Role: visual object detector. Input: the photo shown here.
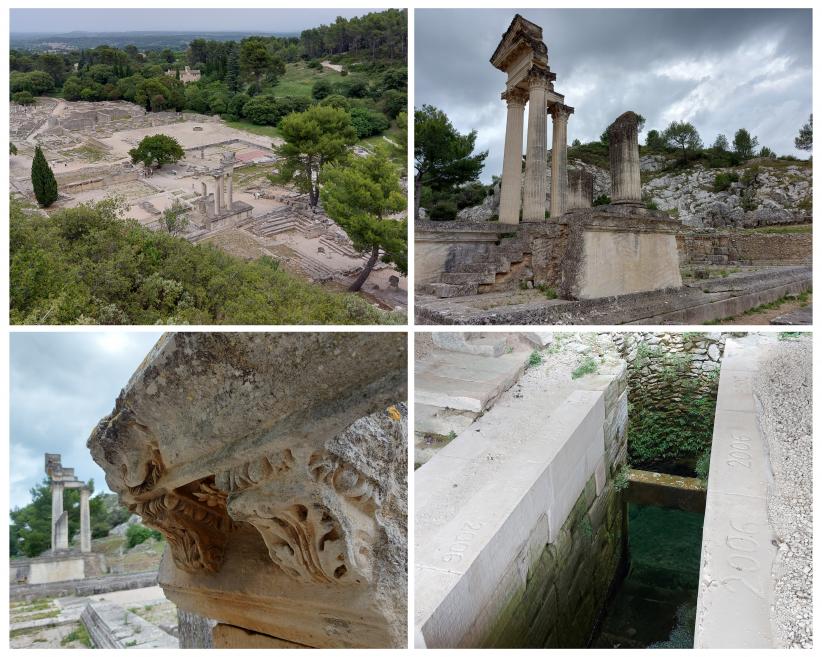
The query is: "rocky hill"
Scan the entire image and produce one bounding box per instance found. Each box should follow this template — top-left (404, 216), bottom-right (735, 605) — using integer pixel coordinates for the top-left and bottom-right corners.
top-left (456, 153), bottom-right (812, 229)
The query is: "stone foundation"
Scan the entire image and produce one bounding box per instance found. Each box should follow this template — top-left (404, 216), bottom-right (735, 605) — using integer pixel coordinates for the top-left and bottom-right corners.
top-left (559, 208), bottom-right (682, 300)
top-left (415, 359), bottom-right (629, 648)
top-left (10, 552), bottom-right (106, 586)
top-left (679, 231), bottom-right (812, 266)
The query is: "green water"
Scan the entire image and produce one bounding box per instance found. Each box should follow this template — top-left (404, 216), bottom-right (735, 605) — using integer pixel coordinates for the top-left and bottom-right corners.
top-left (591, 503), bottom-right (704, 649)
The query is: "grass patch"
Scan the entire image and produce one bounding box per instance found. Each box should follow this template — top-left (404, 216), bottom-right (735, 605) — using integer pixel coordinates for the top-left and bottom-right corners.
top-left (224, 119), bottom-right (281, 141)
top-left (571, 354), bottom-right (599, 379)
top-left (527, 350), bottom-right (543, 368)
top-left (537, 283), bottom-right (558, 299)
top-left (742, 223), bottom-right (812, 234)
top-left (62, 625), bottom-right (92, 648)
top-left (270, 62), bottom-right (340, 97)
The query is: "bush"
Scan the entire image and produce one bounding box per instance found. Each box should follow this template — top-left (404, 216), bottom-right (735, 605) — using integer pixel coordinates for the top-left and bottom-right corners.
top-left (593, 194), bottom-right (611, 206)
top-left (571, 355), bottom-right (599, 379)
top-left (311, 79), bottom-right (333, 101)
top-left (695, 450), bottom-right (711, 484)
top-left (382, 89), bottom-right (407, 119)
top-left (713, 171), bottom-right (739, 192)
top-left (12, 91), bottom-right (35, 105)
top-left (429, 199), bottom-right (458, 221)
top-left (319, 94), bottom-right (351, 111)
top-left (454, 181), bottom-right (488, 209)
top-left (349, 106), bottom-right (389, 138)
top-left (307, 59), bottom-right (322, 70)
top-left (125, 523), bottom-right (162, 549)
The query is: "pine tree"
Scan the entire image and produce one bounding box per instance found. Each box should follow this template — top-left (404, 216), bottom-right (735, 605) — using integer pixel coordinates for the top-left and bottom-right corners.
top-left (31, 145), bottom-right (58, 207)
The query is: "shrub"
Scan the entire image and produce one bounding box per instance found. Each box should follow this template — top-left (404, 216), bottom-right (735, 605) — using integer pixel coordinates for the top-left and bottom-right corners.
top-left (593, 194), bottom-right (611, 206)
top-left (695, 450), bottom-right (711, 485)
top-left (31, 145), bottom-right (58, 208)
top-left (349, 106), bottom-right (390, 138)
top-left (527, 350), bottom-right (543, 368)
top-left (428, 199), bottom-right (458, 221)
top-left (454, 181), bottom-right (488, 209)
top-left (311, 79), bottom-right (333, 101)
top-left (12, 91), bottom-right (35, 105)
top-left (713, 171), bottom-right (739, 192)
top-left (307, 59), bottom-right (322, 70)
top-left (571, 355), bottom-right (598, 379)
top-left (125, 523), bottom-right (162, 549)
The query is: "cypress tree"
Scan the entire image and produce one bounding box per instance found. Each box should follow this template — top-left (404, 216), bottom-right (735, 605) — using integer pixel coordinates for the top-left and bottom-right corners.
top-left (225, 43), bottom-right (241, 94)
top-left (31, 145), bottom-right (58, 208)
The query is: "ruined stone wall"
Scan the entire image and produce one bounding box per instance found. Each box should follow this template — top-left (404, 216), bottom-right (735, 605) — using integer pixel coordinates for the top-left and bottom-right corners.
top-left (611, 332), bottom-right (725, 469)
top-left (678, 232), bottom-right (812, 266)
top-left (527, 222), bottom-right (568, 289)
top-left (475, 365), bottom-right (629, 648)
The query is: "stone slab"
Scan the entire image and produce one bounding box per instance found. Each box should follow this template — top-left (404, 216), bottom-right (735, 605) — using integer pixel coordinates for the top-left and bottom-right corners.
top-left (770, 305), bottom-right (812, 325)
top-left (694, 338), bottom-right (778, 648)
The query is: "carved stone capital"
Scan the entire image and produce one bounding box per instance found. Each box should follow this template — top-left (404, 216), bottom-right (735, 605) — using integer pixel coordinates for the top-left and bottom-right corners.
top-left (551, 103), bottom-right (574, 122)
top-left (501, 88), bottom-right (529, 107)
top-left (527, 65), bottom-right (556, 91)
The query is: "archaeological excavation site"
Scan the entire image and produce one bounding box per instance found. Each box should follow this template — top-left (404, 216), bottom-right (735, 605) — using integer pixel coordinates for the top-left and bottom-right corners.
top-left (415, 14), bottom-right (812, 325)
top-left (414, 331), bottom-right (812, 649)
top-left (11, 332), bottom-right (408, 649)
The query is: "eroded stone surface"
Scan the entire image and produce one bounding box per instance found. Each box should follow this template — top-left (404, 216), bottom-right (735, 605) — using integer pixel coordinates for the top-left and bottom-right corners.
top-left (88, 332), bottom-right (408, 648)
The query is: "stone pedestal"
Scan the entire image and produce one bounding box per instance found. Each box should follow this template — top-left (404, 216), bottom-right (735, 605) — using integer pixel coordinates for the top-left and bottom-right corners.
top-left (607, 111), bottom-right (642, 205)
top-left (499, 90), bottom-right (527, 224)
top-left (549, 104), bottom-right (572, 217)
top-left (523, 70), bottom-right (551, 221)
top-left (88, 333), bottom-right (408, 648)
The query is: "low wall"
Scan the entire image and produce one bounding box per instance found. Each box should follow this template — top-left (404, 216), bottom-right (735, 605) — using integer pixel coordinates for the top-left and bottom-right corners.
top-left (694, 338), bottom-right (778, 648)
top-left (10, 570), bottom-right (158, 602)
top-left (679, 231), bottom-right (812, 266)
top-left (415, 362), bottom-right (629, 648)
top-left (10, 552), bottom-right (106, 585)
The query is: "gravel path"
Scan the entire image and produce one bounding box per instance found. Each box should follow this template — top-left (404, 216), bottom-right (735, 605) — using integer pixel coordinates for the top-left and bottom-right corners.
top-left (753, 338), bottom-right (813, 648)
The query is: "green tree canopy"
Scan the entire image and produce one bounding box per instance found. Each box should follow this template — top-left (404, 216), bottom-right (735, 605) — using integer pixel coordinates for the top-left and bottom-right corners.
top-left (129, 134), bottom-right (184, 169)
top-left (795, 114), bottom-right (812, 151)
top-left (414, 104), bottom-right (487, 221)
top-left (733, 128), bottom-right (759, 160)
top-left (321, 147), bottom-right (407, 292)
top-left (662, 121), bottom-right (703, 162)
top-left (271, 105), bottom-right (357, 207)
top-left (645, 129), bottom-right (667, 152)
top-left (31, 145), bottom-right (58, 208)
top-left (712, 134), bottom-right (729, 152)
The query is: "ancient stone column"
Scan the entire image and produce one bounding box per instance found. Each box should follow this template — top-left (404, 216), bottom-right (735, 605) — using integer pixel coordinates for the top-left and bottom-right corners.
top-left (498, 89), bottom-right (527, 224)
top-left (214, 175), bottom-right (222, 216)
top-left (51, 481), bottom-right (65, 551)
top-left (522, 69), bottom-right (551, 221)
top-left (567, 168), bottom-right (593, 209)
top-left (226, 171), bottom-right (233, 209)
top-left (550, 104), bottom-right (572, 218)
top-left (200, 181), bottom-right (207, 199)
top-left (79, 486), bottom-right (91, 553)
top-left (607, 111), bottom-right (642, 205)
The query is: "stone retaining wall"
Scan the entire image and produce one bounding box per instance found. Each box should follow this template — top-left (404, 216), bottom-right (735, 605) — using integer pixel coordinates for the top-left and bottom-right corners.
top-left (415, 360), bottom-right (629, 648)
top-left (678, 231), bottom-right (812, 266)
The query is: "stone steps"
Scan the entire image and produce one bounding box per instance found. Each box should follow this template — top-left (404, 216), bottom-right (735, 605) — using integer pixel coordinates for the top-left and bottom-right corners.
top-left (81, 599), bottom-right (178, 649)
top-left (426, 282), bottom-right (479, 298)
top-left (441, 272), bottom-right (496, 286)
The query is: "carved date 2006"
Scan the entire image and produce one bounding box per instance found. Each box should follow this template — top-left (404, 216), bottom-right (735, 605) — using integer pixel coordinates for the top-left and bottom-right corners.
top-left (726, 431), bottom-right (752, 469)
top-left (441, 520), bottom-right (483, 563)
top-left (723, 518), bottom-right (765, 598)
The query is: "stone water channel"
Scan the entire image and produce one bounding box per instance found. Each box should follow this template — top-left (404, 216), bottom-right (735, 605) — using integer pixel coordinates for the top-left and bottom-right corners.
top-left (414, 332), bottom-right (812, 649)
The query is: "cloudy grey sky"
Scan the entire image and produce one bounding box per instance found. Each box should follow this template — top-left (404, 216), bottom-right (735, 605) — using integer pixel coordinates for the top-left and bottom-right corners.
top-left (10, 332), bottom-right (162, 509)
top-left (10, 8), bottom-right (372, 34)
top-left (417, 9), bottom-right (812, 182)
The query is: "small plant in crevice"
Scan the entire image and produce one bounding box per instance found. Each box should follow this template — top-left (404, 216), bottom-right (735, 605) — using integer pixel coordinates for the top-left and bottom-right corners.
top-left (571, 354), bottom-right (598, 379)
top-left (695, 450), bottom-right (711, 486)
top-left (527, 350), bottom-right (543, 368)
top-left (613, 464), bottom-right (630, 492)
top-left (537, 283), bottom-right (558, 299)
top-left (580, 516), bottom-right (594, 540)
top-left (778, 331), bottom-right (803, 341)
top-left (447, 430), bottom-right (457, 441)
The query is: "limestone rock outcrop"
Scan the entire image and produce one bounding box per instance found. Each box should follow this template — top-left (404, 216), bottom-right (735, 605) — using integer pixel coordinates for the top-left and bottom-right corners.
top-left (88, 332), bottom-right (408, 648)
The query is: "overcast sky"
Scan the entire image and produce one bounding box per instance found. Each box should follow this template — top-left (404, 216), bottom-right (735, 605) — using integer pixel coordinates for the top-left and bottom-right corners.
top-left (417, 9), bottom-right (812, 182)
top-left (10, 8), bottom-right (372, 34)
top-left (10, 332), bottom-right (162, 510)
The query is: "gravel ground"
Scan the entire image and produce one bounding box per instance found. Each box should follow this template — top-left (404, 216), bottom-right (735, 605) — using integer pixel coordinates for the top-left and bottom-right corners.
top-left (753, 337), bottom-right (813, 648)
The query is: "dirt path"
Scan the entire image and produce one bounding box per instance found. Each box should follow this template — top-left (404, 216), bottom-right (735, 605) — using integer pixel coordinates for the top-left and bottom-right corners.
top-left (321, 60), bottom-right (343, 72)
top-left (725, 294), bottom-right (812, 325)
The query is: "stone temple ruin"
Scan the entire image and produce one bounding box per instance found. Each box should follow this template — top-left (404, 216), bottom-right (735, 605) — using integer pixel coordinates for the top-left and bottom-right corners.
top-left (9, 98), bottom-right (407, 308)
top-left (87, 332), bottom-right (408, 648)
top-left (414, 14), bottom-right (811, 325)
top-left (11, 455), bottom-right (104, 587)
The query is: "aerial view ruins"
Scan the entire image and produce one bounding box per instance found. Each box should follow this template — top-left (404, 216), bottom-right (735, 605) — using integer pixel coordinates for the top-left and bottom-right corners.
top-left (9, 8), bottom-right (408, 325)
top-left (414, 331), bottom-right (812, 648)
top-left (10, 332), bottom-right (408, 648)
top-left (414, 10), bottom-right (812, 325)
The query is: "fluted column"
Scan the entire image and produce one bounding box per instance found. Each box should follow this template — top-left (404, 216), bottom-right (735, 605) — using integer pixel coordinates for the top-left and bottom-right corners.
top-left (498, 89), bottom-right (527, 224)
top-left (214, 175), bottom-right (222, 215)
top-left (80, 486), bottom-right (91, 553)
top-left (51, 482), bottom-right (64, 552)
top-left (226, 171), bottom-right (233, 209)
top-left (522, 69), bottom-right (551, 221)
top-left (550, 104), bottom-right (572, 218)
top-left (608, 111), bottom-right (642, 204)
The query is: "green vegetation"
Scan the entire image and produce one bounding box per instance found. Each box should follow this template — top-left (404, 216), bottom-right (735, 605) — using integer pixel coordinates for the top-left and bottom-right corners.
top-left (613, 464), bottom-right (630, 492)
top-left (128, 134), bottom-right (184, 169)
top-left (321, 148), bottom-right (407, 291)
top-left (527, 350), bottom-right (543, 368)
top-left (695, 450), bottom-right (711, 485)
top-left (778, 331), bottom-right (804, 341)
top-left (31, 145), bottom-right (58, 207)
top-left (9, 10), bottom-right (406, 142)
top-left (62, 626), bottom-right (92, 648)
top-left (10, 478), bottom-right (129, 558)
top-left (743, 223), bottom-right (812, 234)
top-left (537, 283), bottom-right (558, 299)
top-left (795, 114), bottom-right (812, 151)
top-left (662, 121), bottom-right (703, 163)
top-left (125, 523), bottom-right (163, 549)
top-left (712, 171), bottom-right (739, 192)
top-left (571, 354), bottom-right (599, 379)
top-left (10, 197), bottom-right (401, 325)
top-left (414, 105), bottom-right (487, 221)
